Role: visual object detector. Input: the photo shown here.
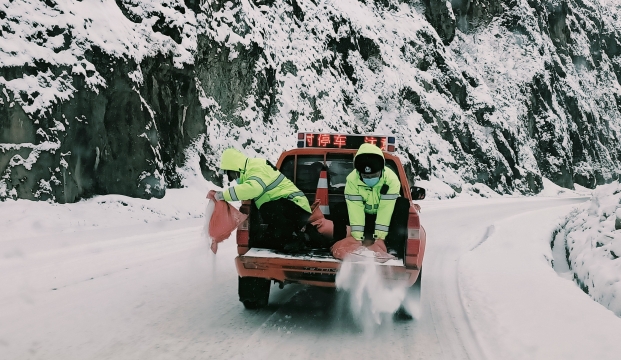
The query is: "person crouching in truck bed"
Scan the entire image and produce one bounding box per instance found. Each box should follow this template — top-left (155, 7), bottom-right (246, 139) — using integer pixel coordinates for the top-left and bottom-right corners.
top-left (345, 143), bottom-right (417, 257)
top-left (207, 148), bottom-right (312, 251)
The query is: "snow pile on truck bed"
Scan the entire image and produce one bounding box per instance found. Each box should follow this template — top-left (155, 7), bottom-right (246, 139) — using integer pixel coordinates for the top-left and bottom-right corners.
top-left (557, 181), bottom-right (621, 316)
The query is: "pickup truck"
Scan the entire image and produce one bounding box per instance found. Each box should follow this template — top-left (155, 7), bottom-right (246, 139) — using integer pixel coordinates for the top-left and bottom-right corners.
top-left (234, 133), bottom-right (426, 309)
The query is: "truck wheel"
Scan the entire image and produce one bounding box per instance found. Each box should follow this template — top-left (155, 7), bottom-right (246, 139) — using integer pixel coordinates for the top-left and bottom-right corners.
top-left (238, 276), bottom-right (271, 309)
top-left (396, 268), bottom-right (422, 320)
top-left (410, 267), bottom-right (422, 300)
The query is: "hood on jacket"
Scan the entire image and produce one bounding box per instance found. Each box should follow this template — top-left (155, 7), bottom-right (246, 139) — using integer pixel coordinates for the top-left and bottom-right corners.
top-left (354, 143), bottom-right (385, 174)
top-left (219, 148), bottom-right (248, 172)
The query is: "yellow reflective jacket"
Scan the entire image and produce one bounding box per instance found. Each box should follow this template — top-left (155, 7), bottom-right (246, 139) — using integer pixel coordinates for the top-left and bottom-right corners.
top-left (219, 148), bottom-right (311, 213)
top-left (345, 144), bottom-right (401, 240)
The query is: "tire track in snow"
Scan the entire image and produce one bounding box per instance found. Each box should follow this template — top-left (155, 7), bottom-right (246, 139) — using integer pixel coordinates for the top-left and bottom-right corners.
top-left (422, 197), bottom-right (587, 360)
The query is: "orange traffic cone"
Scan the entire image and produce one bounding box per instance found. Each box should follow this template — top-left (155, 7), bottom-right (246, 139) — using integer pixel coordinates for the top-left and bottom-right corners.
top-left (314, 170), bottom-right (330, 215)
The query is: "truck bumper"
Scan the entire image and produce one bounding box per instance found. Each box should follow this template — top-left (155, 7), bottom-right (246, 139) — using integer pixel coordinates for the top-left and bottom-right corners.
top-left (236, 248), bottom-right (420, 288)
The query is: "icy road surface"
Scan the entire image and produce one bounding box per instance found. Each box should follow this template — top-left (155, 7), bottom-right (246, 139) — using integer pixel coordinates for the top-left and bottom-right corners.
top-left (1, 196), bottom-right (608, 360)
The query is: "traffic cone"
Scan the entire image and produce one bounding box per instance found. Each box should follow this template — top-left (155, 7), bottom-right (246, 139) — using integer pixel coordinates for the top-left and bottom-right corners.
top-left (314, 170), bottom-right (330, 215)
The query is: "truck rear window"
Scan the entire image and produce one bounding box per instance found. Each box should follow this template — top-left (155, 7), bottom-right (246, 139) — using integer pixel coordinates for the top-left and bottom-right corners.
top-left (326, 154), bottom-right (354, 194)
top-left (279, 154), bottom-right (401, 195)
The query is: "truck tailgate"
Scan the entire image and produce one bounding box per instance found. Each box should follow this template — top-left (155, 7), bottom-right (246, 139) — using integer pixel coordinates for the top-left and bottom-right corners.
top-left (236, 248), bottom-right (412, 287)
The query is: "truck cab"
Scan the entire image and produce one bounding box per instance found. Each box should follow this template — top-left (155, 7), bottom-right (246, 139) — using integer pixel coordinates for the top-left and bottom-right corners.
top-left (234, 133), bottom-right (426, 309)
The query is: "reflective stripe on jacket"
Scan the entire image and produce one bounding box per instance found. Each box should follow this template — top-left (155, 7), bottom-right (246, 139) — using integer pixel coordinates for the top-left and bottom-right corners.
top-left (345, 145), bottom-right (400, 240)
top-left (219, 148), bottom-right (311, 213)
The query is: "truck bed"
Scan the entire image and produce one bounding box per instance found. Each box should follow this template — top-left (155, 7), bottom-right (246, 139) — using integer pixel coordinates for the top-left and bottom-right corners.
top-left (243, 248), bottom-right (404, 267)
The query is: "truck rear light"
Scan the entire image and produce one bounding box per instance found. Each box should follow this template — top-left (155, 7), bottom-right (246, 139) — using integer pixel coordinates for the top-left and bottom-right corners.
top-left (408, 228), bottom-right (420, 239)
top-left (237, 203), bottom-right (250, 254)
top-left (297, 132), bottom-right (305, 148)
top-left (406, 239), bottom-right (421, 255)
top-left (237, 230), bottom-right (249, 246)
top-left (405, 256), bottom-right (419, 269)
top-left (405, 209), bottom-right (422, 269)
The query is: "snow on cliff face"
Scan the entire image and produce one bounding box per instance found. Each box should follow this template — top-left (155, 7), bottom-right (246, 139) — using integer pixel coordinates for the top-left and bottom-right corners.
top-left (0, 0), bottom-right (620, 202)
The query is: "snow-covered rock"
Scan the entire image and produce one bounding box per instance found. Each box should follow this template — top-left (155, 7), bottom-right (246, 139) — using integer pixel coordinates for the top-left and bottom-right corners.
top-left (557, 181), bottom-right (621, 316)
top-left (0, 0), bottom-right (620, 202)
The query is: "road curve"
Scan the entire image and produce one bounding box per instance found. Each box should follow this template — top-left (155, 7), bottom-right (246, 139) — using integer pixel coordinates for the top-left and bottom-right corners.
top-left (0, 197), bottom-right (586, 360)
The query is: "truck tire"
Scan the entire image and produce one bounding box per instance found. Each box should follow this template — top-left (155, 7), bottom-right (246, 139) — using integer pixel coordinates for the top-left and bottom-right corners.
top-left (238, 276), bottom-right (271, 309)
top-left (396, 268), bottom-right (422, 320)
top-left (410, 267), bottom-right (422, 299)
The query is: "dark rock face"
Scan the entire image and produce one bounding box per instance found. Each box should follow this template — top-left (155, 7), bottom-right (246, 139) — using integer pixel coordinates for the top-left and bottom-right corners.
top-left (518, 0), bottom-right (621, 187)
top-left (1, 0), bottom-right (620, 202)
top-left (423, 0), bottom-right (457, 44)
top-left (449, 0), bottom-right (505, 33)
top-left (0, 48), bottom-right (206, 202)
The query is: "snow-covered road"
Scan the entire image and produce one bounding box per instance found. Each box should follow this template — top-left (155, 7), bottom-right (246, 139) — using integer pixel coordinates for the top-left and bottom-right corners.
top-left (3, 195), bottom-right (615, 360)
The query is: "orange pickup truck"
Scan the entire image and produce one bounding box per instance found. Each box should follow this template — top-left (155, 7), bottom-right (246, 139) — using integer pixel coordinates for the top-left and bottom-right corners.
top-left (234, 133), bottom-right (426, 309)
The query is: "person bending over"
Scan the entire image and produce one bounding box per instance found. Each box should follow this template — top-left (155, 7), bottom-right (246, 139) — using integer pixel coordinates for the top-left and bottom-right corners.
top-left (208, 148), bottom-right (312, 250)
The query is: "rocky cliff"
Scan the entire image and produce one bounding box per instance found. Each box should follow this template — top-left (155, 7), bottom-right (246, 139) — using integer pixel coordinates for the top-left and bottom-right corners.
top-left (1, 0), bottom-right (620, 202)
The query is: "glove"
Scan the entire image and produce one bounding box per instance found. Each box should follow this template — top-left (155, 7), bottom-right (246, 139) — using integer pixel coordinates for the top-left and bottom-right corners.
top-left (207, 190), bottom-right (225, 201)
top-left (366, 239), bottom-right (387, 253)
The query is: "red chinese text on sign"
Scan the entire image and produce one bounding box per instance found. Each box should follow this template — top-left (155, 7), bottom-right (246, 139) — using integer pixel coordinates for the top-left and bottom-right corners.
top-left (318, 134), bottom-right (331, 147)
top-left (364, 136), bottom-right (377, 146)
top-left (306, 133), bottom-right (315, 147)
top-left (333, 134), bottom-right (346, 148)
top-left (380, 137), bottom-right (387, 151)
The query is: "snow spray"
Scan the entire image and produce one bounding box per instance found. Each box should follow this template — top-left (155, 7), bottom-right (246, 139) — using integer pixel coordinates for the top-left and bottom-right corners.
top-left (202, 200), bottom-right (218, 275)
top-left (335, 249), bottom-right (409, 334)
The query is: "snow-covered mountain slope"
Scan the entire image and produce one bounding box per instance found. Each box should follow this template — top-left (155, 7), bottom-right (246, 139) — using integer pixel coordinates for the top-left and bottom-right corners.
top-left (1, 0), bottom-right (620, 202)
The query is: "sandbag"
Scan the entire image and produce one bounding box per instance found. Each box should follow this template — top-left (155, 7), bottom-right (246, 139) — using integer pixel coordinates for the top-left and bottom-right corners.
top-left (331, 236), bottom-right (364, 260)
top-left (203, 199), bottom-right (216, 243)
top-left (311, 218), bottom-right (335, 239)
top-left (367, 239), bottom-right (387, 253)
top-left (208, 200), bottom-right (248, 253)
top-left (365, 239), bottom-right (396, 263)
top-left (331, 237), bottom-right (396, 263)
top-left (309, 199), bottom-right (335, 241)
top-left (309, 199), bottom-right (351, 240)
top-left (309, 199), bottom-right (324, 223)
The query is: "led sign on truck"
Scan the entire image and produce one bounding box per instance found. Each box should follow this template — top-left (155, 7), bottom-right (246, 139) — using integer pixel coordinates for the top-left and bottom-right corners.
top-left (297, 133), bottom-right (396, 152)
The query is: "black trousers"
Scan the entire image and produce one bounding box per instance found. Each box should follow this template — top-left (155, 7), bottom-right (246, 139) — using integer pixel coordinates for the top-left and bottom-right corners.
top-left (362, 197), bottom-right (410, 258)
top-left (254, 198), bottom-right (311, 249)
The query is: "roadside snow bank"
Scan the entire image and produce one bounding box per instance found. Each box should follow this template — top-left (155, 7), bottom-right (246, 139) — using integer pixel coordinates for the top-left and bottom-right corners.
top-left (0, 180), bottom-right (216, 241)
top-left (418, 176), bottom-right (591, 201)
top-left (459, 202), bottom-right (621, 360)
top-left (557, 182), bottom-right (621, 316)
top-left (538, 177), bottom-right (592, 197)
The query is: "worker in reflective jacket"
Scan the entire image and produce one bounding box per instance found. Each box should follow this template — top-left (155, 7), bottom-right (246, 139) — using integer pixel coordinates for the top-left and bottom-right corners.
top-left (345, 143), bottom-right (409, 255)
top-left (207, 148), bottom-right (311, 250)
